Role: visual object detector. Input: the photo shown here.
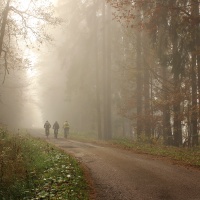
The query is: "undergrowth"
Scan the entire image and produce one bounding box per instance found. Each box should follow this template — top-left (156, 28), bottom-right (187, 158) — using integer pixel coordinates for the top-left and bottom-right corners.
top-left (0, 128), bottom-right (89, 200)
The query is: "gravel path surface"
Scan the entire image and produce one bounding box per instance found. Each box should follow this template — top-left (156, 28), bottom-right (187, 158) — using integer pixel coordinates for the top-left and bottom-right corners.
top-left (30, 131), bottom-right (200, 200)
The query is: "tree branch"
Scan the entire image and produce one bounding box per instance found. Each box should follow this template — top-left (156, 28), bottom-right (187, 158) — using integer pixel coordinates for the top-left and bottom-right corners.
top-left (2, 50), bottom-right (9, 84)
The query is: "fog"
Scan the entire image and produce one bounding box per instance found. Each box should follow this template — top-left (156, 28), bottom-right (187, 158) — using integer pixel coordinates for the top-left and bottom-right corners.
top-left (1, 0), bottom-right (131, 136)
top-left (0, 0), bottom-right (67, 129)
top-left (1, 0), bottom-right (199, 145)
top-left (0, 0), bottom-right (146, 141)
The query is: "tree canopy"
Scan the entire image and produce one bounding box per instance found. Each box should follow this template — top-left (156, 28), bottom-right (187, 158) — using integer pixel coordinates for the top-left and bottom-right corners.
top-left (0, 0), bottom-right (61, 82)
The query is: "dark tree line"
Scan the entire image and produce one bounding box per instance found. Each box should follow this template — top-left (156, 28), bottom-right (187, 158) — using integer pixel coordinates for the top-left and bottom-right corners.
top-left (107, 0), bottom-right (200, 146)
top-left (53, 0), bottom-right (200, 146)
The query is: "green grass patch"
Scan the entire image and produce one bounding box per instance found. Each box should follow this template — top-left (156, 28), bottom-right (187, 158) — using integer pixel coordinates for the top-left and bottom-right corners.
top-left (111, 137), bottom-right (200, 168)
top-left (0, 128), bottom-right (89, 200)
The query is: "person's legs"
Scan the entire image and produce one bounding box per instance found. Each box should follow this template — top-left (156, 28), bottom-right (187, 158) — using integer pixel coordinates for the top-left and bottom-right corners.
top-left (45, 128), bottom-right (49, 138)
top-left (67, 128), bottom-right (69, 135)
top-left (54, 129), bottom-right (56, 138)
top-left (64, 129), bottom-right (67, 138)
top-left (54, 129), bottom-right (58, 138)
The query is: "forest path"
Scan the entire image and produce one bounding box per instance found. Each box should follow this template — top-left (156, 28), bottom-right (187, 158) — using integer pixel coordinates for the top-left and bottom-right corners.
top-left (30, 130), bottom-right (200, 200)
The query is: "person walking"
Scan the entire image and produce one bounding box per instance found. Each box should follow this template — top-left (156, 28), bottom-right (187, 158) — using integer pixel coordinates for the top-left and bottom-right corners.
top-left (53, 121), bottom-right (59, 139)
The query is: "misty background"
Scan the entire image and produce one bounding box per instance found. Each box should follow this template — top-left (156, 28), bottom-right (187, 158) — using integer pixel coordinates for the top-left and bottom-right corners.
top-left (1, 0), bottom-right (199, 146)
top-left (0, 0), bottom-right (131, 137)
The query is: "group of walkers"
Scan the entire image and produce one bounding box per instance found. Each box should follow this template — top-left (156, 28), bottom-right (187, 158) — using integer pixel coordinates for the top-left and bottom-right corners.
top-left (44, 120), bottom-right (70, 139)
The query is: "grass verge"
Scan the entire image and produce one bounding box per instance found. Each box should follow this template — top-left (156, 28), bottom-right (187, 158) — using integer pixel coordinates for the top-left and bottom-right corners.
top-left (0, 128), bottom-right (89, 200)
top-left (110, 138), bottom-right (200, 168)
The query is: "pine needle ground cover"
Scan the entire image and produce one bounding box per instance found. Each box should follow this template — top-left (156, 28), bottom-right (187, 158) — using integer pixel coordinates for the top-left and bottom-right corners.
top-left (0, 129), bottom-right (89, 200)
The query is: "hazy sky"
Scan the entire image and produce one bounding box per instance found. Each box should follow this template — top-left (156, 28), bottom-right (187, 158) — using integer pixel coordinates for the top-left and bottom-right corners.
top-left (1, 0), bottom-right (95, 129)
top-left (23, 19), bottom-right (67, 128)
top-left (0, 0), bottom-right (68, 128)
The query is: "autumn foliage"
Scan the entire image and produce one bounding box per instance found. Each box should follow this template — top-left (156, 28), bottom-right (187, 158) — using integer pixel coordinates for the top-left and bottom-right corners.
top-left (106, 0), bottom-right (200, 146)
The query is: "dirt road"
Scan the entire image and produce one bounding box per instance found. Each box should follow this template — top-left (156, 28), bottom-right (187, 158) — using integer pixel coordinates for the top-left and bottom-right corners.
top-left (31, 131), bottom-right (200, 200)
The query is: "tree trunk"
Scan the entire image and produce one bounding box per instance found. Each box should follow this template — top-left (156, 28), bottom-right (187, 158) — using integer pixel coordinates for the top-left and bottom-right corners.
top-left (0, 0), bottom-right (10, 57)
top-left (94, 0), bottom-right (102, 139)
top-left (102, 0), bottom-right (107, 139)
top-left (198, 26), bottom-right (200, 146)
top-left (156, 2), bottom-right (173, 145)
top-left (102, 0), bottom-right (112, 140)
top-left (196, 0), bottom-right (200, 130)
top-left (136, 28), bottom-right (143, 139)
top-left (191, 0), bottom-right (199, 146)
top-left (105, 3), bottom-right (112, 140)
top-left (191, 51), bottom-right (198, 146)
top-left (143, 37), bottom-right (150, 139)
top-left (162, 67), bottom-right (173, 145)
top-left (172, 30), bottom-right (182, 146)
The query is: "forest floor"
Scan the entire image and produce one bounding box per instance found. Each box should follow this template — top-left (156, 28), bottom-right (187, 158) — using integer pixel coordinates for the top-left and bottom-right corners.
top-left (30, 130), bottom-right (200, 200)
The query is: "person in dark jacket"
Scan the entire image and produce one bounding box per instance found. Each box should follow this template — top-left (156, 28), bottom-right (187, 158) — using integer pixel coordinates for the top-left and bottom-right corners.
top-left (53, 121), bottom-right (59, 138)
top-left (44, 121), bottom-right (51, 138)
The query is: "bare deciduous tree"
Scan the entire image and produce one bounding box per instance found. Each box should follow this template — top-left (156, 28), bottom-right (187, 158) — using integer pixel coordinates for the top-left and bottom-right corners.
top-left (0, 0), bottom-right (61, 82)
